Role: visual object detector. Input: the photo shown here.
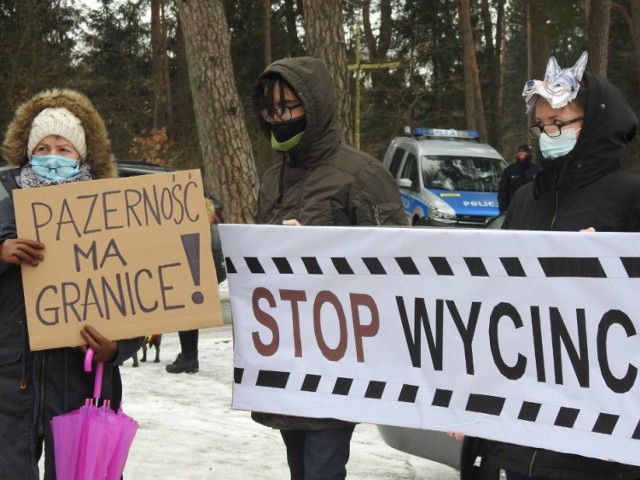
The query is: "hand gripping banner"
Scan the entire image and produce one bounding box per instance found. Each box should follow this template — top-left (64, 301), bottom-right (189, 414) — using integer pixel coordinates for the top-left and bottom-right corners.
top-left (219, 224), bottom-right (640, 466)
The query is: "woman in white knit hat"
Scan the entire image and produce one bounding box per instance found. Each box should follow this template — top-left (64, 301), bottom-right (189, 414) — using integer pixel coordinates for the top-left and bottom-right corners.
top-left (0, 89), bottom-right (143, 479)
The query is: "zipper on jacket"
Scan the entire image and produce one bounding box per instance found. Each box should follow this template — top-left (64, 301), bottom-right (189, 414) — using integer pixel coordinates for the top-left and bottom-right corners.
top-left (372, 204), bottom-right (381, 226)
top-left (550, 190), bottom-right (559, 230)
top-left (274, 155), bottom-right (288, 211)
top-left (528, 449), bottom-right (538, 476)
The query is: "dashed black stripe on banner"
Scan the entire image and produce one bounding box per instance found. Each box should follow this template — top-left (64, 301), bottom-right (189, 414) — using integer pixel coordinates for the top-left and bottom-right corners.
top-left (225, 255), bottom-right (640, 278)
top-left (302, 257), bottom-right (322, 274)
top-left (245, 257), bottom-right (265, 274)
top-left (429, 257), bottom-right (453, 275)
top-left (226, 257), bottom-right (236, 274)
top-left (464, 257), bottom-right (489, 277)
top-left (256, 370), bottom-right (289, 388)
top-left (301, 374), bottom-right (321, 392)
top-left (538, 257), bottom-right (606, 278)
top-left (621, 257), bottom-right (640, 277)
top-left (592, 413), bottom-right (619, 435)
top-left (273, 257), bottom-right (293, 274)
top-left (234, 368), bottom-right (640, 440)
top-left (395, 257), bottom-right (420, 275)
top-left (518, 401), bottom-right (542, 422)
top-left (555, 407), bottom-right (580, 428)
top-left (332, 257), bottom-right (354, 274)
top-left (363, 257), bottom-right (386, 275)
top-left (466, 393), bottom-right (505, 416)
top-left (500, 257), bottom-right (527, 277)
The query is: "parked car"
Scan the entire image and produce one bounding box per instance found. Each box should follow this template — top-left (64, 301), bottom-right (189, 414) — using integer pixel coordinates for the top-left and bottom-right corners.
top-left (376, 425), bottom-right (462, 470)
top-left (382, 127), bottom-right (507, 227)
top-left (485, 211), bottom-right (505, 229)
top-left (116, 160), bottom-right (226, 284)
top-left (376, 175), bottom-right (506, 471)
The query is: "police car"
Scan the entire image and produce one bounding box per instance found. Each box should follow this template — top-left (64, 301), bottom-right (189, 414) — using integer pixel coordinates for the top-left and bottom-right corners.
top-left (382, 127), bottom-right (506, 227)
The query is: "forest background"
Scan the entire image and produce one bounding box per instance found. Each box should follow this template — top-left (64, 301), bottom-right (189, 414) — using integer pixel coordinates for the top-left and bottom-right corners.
top-left (1, 0), bottom-right (639, 223)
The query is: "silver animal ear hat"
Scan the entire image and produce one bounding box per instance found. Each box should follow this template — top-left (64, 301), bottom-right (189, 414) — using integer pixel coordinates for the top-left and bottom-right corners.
top-left (522, 51), bottom-right (589, 113)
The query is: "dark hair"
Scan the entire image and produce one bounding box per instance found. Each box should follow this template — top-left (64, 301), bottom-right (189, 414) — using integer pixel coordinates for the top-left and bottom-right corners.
top-left (252, 74), bottom-right (295, 131)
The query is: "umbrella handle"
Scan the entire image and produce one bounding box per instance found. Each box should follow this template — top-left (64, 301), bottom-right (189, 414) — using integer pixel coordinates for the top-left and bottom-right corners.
top-left (84, 348), bottom-right (105, 400)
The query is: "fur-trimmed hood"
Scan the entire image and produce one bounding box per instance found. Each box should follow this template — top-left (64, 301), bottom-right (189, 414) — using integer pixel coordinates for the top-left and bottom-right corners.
top-left (2, 88), bottom-right (116, 179)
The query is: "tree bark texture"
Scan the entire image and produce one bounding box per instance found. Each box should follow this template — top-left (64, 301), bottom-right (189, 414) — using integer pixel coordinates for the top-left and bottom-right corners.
top-left (263, 0), bottom-right (272, 67)
top-left (151, 0), bottom-right (173, 134)
top-left (175, 0), bottom-right (259, 224)
top-left (481, 0), bottom-right (505, 150)
top-left (363, 0), bottom-right (392, 60)
top-left (528, 0), bottom-right (550, 80)
top-left (587, 0), bottom-right (611, 77)
top-left (456, 0), bottom-right (487, 141)
top-left (527, 0), bottom-right (550, 125)
top-left (302, 0), bottom-right (353, 145)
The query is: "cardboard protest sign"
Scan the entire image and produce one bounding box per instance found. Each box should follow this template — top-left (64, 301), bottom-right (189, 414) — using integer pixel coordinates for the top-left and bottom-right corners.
top-left (14, 169), bottom-right (222, 350)
top-left (220, 224), bottom-right (640, 466)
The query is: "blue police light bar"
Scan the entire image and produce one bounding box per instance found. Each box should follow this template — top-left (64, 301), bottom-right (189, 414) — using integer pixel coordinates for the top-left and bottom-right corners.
top-left (412, 127), bottom-right (480, 140)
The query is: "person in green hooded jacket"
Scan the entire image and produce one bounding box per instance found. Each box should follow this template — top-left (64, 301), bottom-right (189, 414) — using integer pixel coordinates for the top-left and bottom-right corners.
top-left (250, 57), bottom-right (407, 479)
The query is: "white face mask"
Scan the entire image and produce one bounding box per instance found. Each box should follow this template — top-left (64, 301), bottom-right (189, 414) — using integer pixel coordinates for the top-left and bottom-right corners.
top-left (539, 127), bottom-right (580, 160)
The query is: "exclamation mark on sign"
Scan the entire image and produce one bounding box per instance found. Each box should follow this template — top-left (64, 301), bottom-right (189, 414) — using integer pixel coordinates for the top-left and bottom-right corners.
top-left (181, 233), bottom-right (204, 305)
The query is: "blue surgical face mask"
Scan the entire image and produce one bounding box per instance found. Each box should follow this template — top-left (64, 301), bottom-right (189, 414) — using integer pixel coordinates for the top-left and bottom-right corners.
top-left (30, 155), bottom-right (80, 181)
top-left (539, 128), bottom-right (580, 160)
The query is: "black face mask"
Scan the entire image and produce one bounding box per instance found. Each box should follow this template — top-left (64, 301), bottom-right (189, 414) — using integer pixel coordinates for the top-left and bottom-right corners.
top-left (271, 116), bottom-right (306, 142)
top-left (520, 154), bottom-right (533, 167)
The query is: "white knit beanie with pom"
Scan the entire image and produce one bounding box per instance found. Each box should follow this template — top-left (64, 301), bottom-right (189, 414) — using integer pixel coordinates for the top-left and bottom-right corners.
top-left (27, 107), bottom-right (87, 160)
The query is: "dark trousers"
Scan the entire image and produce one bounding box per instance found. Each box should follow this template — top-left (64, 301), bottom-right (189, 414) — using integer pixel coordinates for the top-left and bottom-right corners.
top-left (280, 426), bottom-right (355, 480)
top-left (507, 474), bottom-right (544, 480)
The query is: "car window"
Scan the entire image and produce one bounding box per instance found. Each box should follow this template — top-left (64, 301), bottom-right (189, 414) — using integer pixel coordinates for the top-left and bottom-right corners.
top-left (388, 147), bottom-right (405, 179)
top-left (400, 153), bottom-right (419, 189)
top-left (421, 155), bottom-right (503, 192)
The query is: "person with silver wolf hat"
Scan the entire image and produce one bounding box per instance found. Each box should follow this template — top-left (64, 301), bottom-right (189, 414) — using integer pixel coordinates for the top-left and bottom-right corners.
top-left (460, 51), bottom-right (640, 480)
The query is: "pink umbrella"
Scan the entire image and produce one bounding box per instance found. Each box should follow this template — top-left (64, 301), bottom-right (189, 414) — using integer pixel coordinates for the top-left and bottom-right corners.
top-left (51, 348), bottom-right (138, 480)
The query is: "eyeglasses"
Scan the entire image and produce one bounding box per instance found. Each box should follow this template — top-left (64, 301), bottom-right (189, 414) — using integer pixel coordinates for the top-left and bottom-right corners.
top-left (527, 116), bottom-right (584, 139)
top-left (260, 103), bottom-right (303, 122)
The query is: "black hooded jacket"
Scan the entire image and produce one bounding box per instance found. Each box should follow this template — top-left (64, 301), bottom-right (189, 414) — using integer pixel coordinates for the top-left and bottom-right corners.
top-left (471, 74), bottom-right (640, 479)
top-left (504, 72), bottom-right (640, 232)
top-left (497, 156), bottom-right (538, 212)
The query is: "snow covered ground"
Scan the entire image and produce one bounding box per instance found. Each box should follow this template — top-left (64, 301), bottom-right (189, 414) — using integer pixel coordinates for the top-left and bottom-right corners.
top-left (115, 281), bottom-right (460, 479)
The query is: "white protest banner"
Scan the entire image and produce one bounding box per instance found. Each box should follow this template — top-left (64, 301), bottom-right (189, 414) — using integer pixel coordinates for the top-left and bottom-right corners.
top-left (14, 169), bottom-right (222, 350)
top-left (220, 224), bottom-right (640, 466)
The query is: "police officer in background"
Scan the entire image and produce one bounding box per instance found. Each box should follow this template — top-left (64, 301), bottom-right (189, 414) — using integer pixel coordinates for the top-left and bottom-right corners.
top-left (497, 144), bottom-right (538, 213)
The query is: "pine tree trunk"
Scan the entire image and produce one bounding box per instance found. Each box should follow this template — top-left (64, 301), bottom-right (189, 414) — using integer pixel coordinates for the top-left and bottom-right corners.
top-left (175, 0), bottom-right (259, 224)
top-left (587, 0), bottom-right (611, 77)
top-left (151, 0), bottom-right (170, 132)
top-left (527, 0), bottom-right (550, 125)
top-left (528, 0), bottom-right (549, 79)
top-left (457, 0), bottom-right (487, 141)
top-left (302, 0), bottom-right (353, 145)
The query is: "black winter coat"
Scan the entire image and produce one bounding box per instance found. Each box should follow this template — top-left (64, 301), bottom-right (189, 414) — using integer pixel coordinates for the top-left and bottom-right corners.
top-left (462, 73), bottom-right (640, 480)
top-left (497, 159), bottom-right (538, 212)
top-left (0, 88), bottom-right (141, 480)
